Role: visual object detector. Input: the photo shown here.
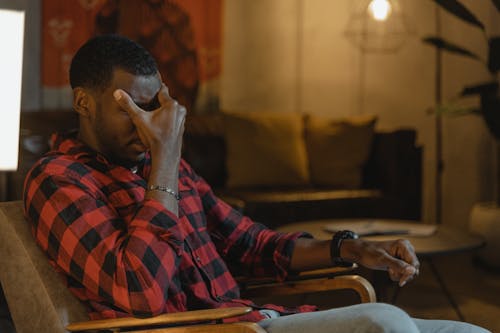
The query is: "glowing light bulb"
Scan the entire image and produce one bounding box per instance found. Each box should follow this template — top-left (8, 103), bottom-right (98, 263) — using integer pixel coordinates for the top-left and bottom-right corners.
top-left (368, 0), bottom-right (392, 21)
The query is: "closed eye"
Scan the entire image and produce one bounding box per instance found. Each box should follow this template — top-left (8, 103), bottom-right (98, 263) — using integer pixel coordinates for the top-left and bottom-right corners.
top-left (136, 93), bottom-right (160, 112)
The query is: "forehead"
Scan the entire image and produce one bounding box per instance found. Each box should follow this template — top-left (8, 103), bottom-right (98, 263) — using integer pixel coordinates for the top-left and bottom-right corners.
top-left (107, 69), bottom-right (161, 104)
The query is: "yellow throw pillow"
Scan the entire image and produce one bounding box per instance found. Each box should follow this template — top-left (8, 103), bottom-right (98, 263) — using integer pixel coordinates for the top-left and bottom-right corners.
top-left (305, 114), bottom-right (377, 188)
top-left (223, 111), bottom-right (310, 188)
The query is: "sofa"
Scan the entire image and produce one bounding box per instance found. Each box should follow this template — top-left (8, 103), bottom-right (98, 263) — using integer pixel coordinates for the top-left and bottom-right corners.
top-left (184, 111), bottom-right (422, 229)
top-left (9, 110), bottom-right (422, 229)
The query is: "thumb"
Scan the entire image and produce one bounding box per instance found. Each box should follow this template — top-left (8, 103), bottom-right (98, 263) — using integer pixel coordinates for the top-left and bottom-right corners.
top-left (384, 255), bottom-right (415, 275)
top-left (113, 89), bottom-right (143, 120)
top-left (386, 257), bottom-right (416, 286)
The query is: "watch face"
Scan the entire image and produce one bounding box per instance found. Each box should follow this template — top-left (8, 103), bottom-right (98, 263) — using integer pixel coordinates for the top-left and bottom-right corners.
top-left (341, 230), bottom-right (359, 239)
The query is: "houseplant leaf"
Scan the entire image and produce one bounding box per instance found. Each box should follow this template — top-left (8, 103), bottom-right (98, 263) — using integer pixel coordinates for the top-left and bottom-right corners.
top-left (491, 0), bottom-right (500, 12)
top-left (422, 36), bottom-right (480, 60)
top-left (433, 104), bottom-right (481, 116)
top-left (460, 82), bottom-right (500, 139)
top-left (488, 37), bottom-right (500, 73)
top-left (461, 81), bottom-right (499, 96)
top-left (481, 93), bottom-right (500, 140)
top-left (432, 0), bottom-right (485, 30)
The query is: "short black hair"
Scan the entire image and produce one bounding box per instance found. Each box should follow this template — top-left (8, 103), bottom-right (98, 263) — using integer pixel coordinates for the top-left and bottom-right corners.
top-left (69, 34), bottom-right (158, 92)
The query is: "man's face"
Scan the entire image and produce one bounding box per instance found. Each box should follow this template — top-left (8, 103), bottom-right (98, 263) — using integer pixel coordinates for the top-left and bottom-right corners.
top-left (91, 69), bottom-right (161, 166)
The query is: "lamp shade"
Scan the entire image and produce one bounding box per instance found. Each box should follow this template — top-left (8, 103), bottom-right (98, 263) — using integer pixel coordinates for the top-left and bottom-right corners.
top-left (0, 9), bottom-right (24, 171)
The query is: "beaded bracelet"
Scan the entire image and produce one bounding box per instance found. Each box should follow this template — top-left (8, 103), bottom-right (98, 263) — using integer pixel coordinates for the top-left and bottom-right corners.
top-left (148, 185), bottom-right (181, 200)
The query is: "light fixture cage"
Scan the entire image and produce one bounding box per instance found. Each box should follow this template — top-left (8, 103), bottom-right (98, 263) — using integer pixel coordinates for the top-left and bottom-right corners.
top-left (344, 0), bottom-right (414, 53)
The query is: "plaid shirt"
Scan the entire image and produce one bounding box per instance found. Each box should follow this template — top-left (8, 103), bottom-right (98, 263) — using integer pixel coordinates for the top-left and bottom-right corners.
top-left (23, 133), bottom-right (316, 322)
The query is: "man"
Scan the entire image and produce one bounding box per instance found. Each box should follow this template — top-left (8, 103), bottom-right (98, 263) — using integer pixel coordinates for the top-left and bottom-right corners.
top-left (24, 35), bottom-right (489, 333)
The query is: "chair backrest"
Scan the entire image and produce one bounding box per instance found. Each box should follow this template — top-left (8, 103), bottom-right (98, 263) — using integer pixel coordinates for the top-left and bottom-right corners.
top-left (0, 201), bottom-right (88, 333)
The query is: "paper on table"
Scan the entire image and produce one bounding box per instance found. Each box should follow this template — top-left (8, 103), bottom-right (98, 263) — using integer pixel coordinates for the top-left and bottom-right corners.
top-left (323, 220), bottom-right (437, 237)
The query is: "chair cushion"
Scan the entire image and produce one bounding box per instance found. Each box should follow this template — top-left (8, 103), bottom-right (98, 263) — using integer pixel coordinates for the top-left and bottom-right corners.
top-left (305, 114), bottom-right (377, 188)
top-left (0, 201), bottom-right (88, 333)
top-left (223, 111), bottom-right (310, 188)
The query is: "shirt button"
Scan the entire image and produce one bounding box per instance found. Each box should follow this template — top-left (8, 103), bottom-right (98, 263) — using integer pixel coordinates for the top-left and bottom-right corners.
top-left (195, 256), bottom-right (201, 262)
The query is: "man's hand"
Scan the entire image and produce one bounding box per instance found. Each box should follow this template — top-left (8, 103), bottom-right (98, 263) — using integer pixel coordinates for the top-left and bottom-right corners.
top-left (113, 84), bottom-right (186, 162)
top-left (112, 83), bottom-right (187, 216)
top-left (342, 238), bottom-right (420, 287)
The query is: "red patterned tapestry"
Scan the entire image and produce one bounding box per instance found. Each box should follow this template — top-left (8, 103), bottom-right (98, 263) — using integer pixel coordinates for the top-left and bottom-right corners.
top-left (42, 0), bottom-right (223, 112)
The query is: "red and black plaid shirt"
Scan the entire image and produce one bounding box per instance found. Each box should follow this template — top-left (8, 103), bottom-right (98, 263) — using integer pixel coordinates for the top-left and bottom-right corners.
top-left (23, 133), bottom-right (316, 321)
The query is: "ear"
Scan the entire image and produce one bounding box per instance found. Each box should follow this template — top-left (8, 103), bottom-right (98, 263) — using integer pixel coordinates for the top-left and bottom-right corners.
top-left (73, 87), bottom-right (94, 118)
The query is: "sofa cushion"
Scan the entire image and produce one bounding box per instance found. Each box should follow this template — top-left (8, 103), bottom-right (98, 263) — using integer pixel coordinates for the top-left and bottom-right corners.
top-left (305, 114), bottom-right (377, 189)
top-left (223, 111), bottom-right (310, 188)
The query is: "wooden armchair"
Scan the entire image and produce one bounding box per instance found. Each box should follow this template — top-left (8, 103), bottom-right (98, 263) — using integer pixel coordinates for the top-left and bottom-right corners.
top-left (0, 201), bottom-right (375, 333)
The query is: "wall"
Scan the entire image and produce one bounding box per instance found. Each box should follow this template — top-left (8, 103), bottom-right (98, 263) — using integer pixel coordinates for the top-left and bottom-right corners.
top-left (3, 0), bottom-right (498, 228)
top-left (222, 0), bottom-right (499, 228)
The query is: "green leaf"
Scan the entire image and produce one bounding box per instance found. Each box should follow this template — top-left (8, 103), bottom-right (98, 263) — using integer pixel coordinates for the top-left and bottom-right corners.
top-left (433, 103), bottom-right (480, 116)
top-left (422, 36), bottom-right (480, 60)
top-left (461, 81), bottom-right (499, 96)
top-left (489, 37), bottom-right (500, 73)
top-left (491, 0), bottom-right (500, 12)
top-left (432, 0), bottom-right (485, 30)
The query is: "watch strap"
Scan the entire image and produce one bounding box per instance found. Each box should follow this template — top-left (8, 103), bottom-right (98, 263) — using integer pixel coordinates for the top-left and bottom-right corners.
top-left (330, 230), bottom-right (358, 266)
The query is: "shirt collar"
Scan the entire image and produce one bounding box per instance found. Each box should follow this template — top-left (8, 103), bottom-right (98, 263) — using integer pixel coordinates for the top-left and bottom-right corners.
top-left (50, 131), bottom-right (150, 175)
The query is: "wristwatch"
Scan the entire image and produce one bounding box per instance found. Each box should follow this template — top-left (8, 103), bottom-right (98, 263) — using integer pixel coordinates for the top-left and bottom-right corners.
top-left (330, 230), bottom-right (359, 266)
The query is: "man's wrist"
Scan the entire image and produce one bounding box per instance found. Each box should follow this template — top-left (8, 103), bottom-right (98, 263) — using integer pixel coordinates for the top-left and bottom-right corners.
top-left (147, 185), bottom-right (180, 200)
top-left (330, 230), bottom-right (359, 266)
top-left (148, 161), bottom-right (179, 187)
top-left (339, 239), bottom-right (363, 263)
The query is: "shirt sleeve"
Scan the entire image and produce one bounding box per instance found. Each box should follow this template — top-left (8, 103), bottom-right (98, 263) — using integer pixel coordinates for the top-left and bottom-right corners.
top-left (24, 158), bottom-right (184, 318)
top-left (182, 161), bottom-right (312, 281)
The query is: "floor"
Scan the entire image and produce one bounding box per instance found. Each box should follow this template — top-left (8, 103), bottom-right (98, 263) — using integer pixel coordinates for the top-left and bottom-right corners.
top-left (251, 252), bottom-right (500, 332)
top-left (0, 253), bottom-right (498, 332)
top-left (395, 253), bottom-right (500, 332)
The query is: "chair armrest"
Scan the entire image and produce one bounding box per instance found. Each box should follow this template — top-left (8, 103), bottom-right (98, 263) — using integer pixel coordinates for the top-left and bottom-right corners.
top-left (289, 265), bottom-right (358, 280)
top-left (238, 266), bottom-right (376, 304)
top-left (241, 275), bottom-right (376, 304)
top-left (237, 265), bottom-right (357, 287)
top-left (66, 307), bottom-right (253, 332)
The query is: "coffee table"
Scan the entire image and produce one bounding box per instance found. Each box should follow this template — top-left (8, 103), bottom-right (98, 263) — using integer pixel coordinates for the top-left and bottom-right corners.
top-left (277, 219), bottom-right (485, 321)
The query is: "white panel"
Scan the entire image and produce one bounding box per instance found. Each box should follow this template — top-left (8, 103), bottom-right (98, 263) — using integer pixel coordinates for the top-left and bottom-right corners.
top-left (0, 0), bottom-right (41, 110)
top-left (0, 9), bottom-right (24, 170)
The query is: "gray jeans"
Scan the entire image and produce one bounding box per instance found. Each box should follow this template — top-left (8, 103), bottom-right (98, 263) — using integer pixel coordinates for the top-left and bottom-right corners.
top-left (258, 303), bottom-right (491, 333)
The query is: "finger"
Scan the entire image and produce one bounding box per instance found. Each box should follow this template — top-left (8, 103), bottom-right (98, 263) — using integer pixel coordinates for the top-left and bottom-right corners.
top-left (157, 83), bottom-right (174, 106)
top-left (113, 89), bottom-right (143, 119)
top-left (399, 265), bottom-right (417, 286)
top-left (388, 265), bottom-right (415, 286)
top-left (383, 255), bottom-right (416, 285)
top-left (178, 104), bottom-right (187, 118)
top-left (389, 239), bottom-right (420, 271)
